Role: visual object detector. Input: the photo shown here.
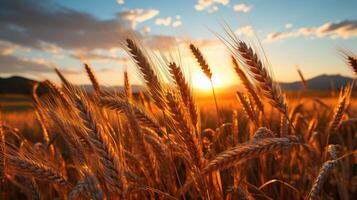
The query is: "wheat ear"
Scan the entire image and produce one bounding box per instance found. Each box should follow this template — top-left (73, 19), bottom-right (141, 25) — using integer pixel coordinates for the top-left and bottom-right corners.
top-left (100, 97), bottom-right (163, 135)
top-left (0, 124), bottom-right (4, 185)
top-left (84, 63), bottom-right (101, 94)
top-left (166, 92), bottom-right (205, 168)
top-left (308, 160), bottom-right (338, 200)
top-left (126, 38), bottom-right (166, 110)
top-left (178, 135), bottom-right (301, 195)
top-left (297, 68), bottom-right (308, 90)
top-left (236, 41), bottom-right (287, 115)
top-left (168, 62), bottom-right (198, 126)
top-left (54, 68), bottom-right (72, 88)
top-left (344, 53), bottom-right (357, 77)
top-left (7, 155), bottom-right (67, 185)
top-left (74, 96), bottom-right (126, 196)
top-left (190, 43), bottom-right (220, 124)
top-left (232, 56), bottom-right (264, 113)
top-left (124, 71), bottom-right (133, 100)
top-left (236, 91), bottom-right (258, 124)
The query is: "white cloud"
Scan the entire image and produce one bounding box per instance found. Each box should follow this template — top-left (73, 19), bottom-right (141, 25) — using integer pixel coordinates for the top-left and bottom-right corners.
top-left (266, 20), bottom-right (357, 42)
top-left (233, 3), bottom-right (252, 13)
top-left (119, 9), bottom-right (159, 29)
top-left (236, 25), bottom-right (254, 37)
top-left (195, 0), bottom-right (230, 12)
top-left (155, 17), bottom-right (172, 26)
top-left (172, 20), bottom-right (182, 28)
top-left (116, 0), bottom-right (124, 5)
top-left (285, 23), bottom-right (293, 29)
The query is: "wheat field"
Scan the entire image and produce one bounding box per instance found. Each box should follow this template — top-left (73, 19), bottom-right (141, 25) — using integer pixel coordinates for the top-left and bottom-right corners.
top-left (0, 36), bottom-right (356, 200)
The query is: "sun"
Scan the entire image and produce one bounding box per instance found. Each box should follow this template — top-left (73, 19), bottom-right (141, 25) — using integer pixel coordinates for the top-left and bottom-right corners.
top-left (192, 73), bottom-right (212, 90)
top-left (191, 72), bottom-right (225, 91)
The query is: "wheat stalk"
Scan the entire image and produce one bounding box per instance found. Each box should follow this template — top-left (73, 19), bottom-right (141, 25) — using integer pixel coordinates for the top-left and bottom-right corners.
top-left (297, 68), bottom-right (308, 90)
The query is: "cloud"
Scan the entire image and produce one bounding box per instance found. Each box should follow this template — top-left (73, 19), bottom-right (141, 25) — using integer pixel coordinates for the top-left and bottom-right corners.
top-left (143, 35), bottom-right (178, 51)
top-left (236, 25), bottom-right (254, 37)
top-left (0, 40), bottom-right (31, 56)
top-left (233, 3), bottom-right (252, 13)
top-left (70, 50), bottom-right (129, 64)
top-left (0, 40), bottom-right (17, 56)
top-left (118, 9), bottom-right (159, 29)
top-left (172, 15), bottom-right (182, 28)
top-left (0, 53), bottom-right (57, 74)
top-left (266, 20), bottom-right (357, 42)
top-left (0, 0), bottom-right (140, 51)
top-left (155, 17), bottom-right (172, 26)
top-left (116, 0), bottom-right (124, 5)
top-left (172, 20), bottom-right (182, 28)
top-left (285, 23), bottom-right (293, 29)
top-left (194, 0), bottom-right (229, 12)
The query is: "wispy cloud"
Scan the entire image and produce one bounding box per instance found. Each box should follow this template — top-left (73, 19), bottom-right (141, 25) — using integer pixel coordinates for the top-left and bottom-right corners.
top-left (155, 17), bottom-right (172, 26)
top-left (266, 20), bottom-right (357, 42)
top-left (172, 16), bottom-right (182, 28)
top-left (0, 54), bottom-right (57, 74)
top-left (119, 9), bottom-right (159, 29)
top-left (70, 51), bottom-right (129, 64)
top-left (233, 3), bottom-right (252, 13)
top-left (285, 23), bottom-right (293, 29)
top-left (155, 16), bottom-right (183, 28)
top-left (116, 0), bottom-right (124, 5)
top-left (236, 25), bottom-right (254, 37)
top-left (194, 0), bottom-right (229, 13)
top-left (172, 20), bottom-right (182, 28)
top-left (0, 40), bottom-right (31, 56)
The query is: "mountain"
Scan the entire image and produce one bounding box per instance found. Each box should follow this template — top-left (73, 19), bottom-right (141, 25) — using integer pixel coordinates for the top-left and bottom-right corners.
top-left (0, 76), bottom-right (48, 95)
top-left (280, 74), bottom-right (354, 90)
top-left (0, 74), bottom-right (354, 95)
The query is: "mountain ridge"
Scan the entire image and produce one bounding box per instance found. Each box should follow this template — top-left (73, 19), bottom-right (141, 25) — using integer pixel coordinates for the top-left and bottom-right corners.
top-left (0, 74), bottom-right (355, 95)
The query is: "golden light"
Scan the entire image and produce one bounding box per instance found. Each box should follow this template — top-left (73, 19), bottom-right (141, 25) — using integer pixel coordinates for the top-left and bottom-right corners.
top-left (192, 72), bottom-right (212, 90)
top-left (191, 72), bottom-right (226, 91)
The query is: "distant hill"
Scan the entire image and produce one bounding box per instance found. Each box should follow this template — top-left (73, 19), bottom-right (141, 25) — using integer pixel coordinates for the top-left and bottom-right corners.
top-left (0, 76), bottom-right (48, 95)
top-left (280, 74), bottom-right (354, 90)
top-left (0, 74), bottom-right (355, 95)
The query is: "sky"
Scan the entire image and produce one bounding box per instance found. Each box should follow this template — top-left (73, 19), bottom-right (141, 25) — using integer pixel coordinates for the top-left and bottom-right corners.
top-left (0, 0), bottom-right (357, 89)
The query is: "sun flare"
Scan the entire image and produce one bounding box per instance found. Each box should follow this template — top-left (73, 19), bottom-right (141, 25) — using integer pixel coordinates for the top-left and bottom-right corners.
top-left (191, 72), bottom-right (226, 91)
top-left (192, 73), bottom-right (212, 90)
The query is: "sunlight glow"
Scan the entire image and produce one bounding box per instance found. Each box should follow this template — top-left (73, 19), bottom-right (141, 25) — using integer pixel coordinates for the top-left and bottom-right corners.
top-left (191, 72), bottom-right (226, 91)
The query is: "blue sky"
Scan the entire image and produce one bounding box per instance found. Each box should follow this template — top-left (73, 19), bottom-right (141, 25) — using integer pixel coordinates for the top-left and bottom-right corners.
top-left (0, 0), bottom-right (357, 87)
